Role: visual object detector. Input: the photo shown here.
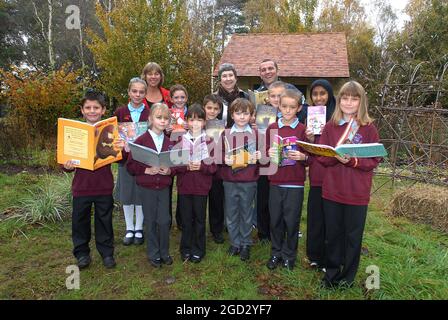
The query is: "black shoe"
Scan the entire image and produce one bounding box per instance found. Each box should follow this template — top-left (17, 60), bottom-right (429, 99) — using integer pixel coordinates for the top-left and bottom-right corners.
top-left (149, 258), bottom-right (162, 268)
top-left (161, 256), bottom-right (173, 265)
top-left (77, 255), bottom-right (91, 269)
top-left (133, 230), bottom-right (144, 245)
top-left (123, 230), bottom-right (134, 246)
top-left (282, 259), bottom-right (295, 270)
top-left (190, 255), bottom-right (202, 263)
top-left (102, 256), bottom-right (116, 269)
top-left (266, 256), bottom-right (282, 270)
top-left (240, 246), bottom-right (250, 261)
top-left (212, 233), bottom-right (224, 244)
top-left (228, 245), bottom-right (240, 256)
top-left (320, 278), bottom-right (337, 289)
top-left (181, 253), bottom-right (191, 262)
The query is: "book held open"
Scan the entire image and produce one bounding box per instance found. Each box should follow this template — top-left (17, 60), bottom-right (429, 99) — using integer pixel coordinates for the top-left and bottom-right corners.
top-left (128, 142), bottom-right (190, 168)
top-left (297, 141), bottom-right (387, 158)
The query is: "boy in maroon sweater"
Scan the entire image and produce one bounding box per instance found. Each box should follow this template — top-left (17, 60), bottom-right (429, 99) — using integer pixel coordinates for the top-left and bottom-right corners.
top-left (175, 104), bottom-right (217, 263)
top-left (63, 91), bottom-right (124, 269)
top-left (219, 98), bottom-right (261, 261)
top-left (317, 81), bottom-right (382, 288)
top-left (265, 89), bottom-right (309, 271)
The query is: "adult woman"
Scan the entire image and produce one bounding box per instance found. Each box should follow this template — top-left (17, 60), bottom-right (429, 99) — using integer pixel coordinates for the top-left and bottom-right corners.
top-left (141, 62), bottom-right (172, 108)
top-left (215, 63), bottom-right (249, 128)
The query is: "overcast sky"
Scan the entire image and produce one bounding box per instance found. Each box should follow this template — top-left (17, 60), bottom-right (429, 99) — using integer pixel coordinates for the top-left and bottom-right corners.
top-left (362, 0), bottom-right (410, 29)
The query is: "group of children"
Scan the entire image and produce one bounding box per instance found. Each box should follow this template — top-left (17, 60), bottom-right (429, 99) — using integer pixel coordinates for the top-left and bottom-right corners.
top-left (64, 76), bottom-right (381, 289)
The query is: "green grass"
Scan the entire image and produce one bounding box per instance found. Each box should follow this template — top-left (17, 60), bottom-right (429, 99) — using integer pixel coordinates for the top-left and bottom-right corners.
top-left (0, 172), bottom-right (447, 300)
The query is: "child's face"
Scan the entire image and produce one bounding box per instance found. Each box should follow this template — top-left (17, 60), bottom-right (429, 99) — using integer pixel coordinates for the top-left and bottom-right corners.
top-left (340, 94), bottom-right (360, 117)
top-left (268, 87), bottom-right (285, 108)
top-left (187, 117), bottom-right (205, 134)
top-left (171, 90), bottom-right (187, 109)
top-left (128, 83), bottom-right (146, 106)
top-left (81, 100), bottom-right (105, 124)
top-left (279, 97), bottom-right (300, 122)
top-left (311, 85), bottom-right (329, 106)
top-left (150, 110), bottom-right (170, 132)
top-left (231, 109), bottom-right (251, 128)
top-left (204, 102), bottom-right (221, 120)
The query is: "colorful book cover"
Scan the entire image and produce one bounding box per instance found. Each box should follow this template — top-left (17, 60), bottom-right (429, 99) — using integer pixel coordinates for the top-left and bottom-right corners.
top-left (307, 105), bottom-right (326, 135)
top-left (255, 104), bottom-right (277, 131)
top-left (248, 89), bottom-right (269, 106)
top-left (182, 133), bottom-right (210, 162)
top-left (205, 119), bottom-right (225, 141)
top-left (297, 141), bottom-right (387, 158)
top-left (118, 122), bottom-right (148, 142)
top-left (128, 142), bottom-right (190, 168)
top-left (225, 138), bottom-right (257, 172)
top-left (170, 108), bottom-right (186, 132)
top-left (57, 116), bottom-right (122, 171)
top-left (272, 135), bottom-right (298, 166)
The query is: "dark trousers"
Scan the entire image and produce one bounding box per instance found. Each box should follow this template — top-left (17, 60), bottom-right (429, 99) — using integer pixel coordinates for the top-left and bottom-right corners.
top-left (323, 199), bottom-right (368, 285)
top-left (306, 186), bottom-right (326, 266)
top-left (139, 186), bottom-right (171, 260)
top-left (169, 182), bottom-right (181, 229)
top-left (269, 186), bottom-right (304, 261)
top-left (179, 194), bottom-right (207, 257)
top-left (72, 195), bottom-right (114, 259)
top-left (208, 178), bottom-right (224, 236)
top-left (256, 175), bottom-right (270, 240)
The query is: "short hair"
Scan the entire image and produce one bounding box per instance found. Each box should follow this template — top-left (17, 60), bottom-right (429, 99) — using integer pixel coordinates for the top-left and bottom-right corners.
top-left (280, 89), bottom-right (303, 106)
top-left (218, 63), bottom-right (237, 80)
top-left (169, 84), bottom-right (188, 98)
top-left (332, 81), bottom-right (373, 126)
top-left (81, 90), bottom-right (106, 108)
top-left (150, 102), bottom-right (170, 118)
top-left (259, 59), bottom-right (278, 70)
top-left (229, 98), bottom-right (255, 116)
top-left (203, 94), bottom-right (223, 111)
top-left (185, 103), bottom-right (206, 120)
top-left (141, 62), bottom-right (165, 87)
top-left (128, 77), bottom-right (147, 91)
top-left (268, 81), bottom-right (287, 92)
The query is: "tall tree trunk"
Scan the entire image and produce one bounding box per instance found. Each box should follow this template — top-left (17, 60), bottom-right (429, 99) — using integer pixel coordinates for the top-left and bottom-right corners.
top-left (32, 0), bottom-right (55, 70)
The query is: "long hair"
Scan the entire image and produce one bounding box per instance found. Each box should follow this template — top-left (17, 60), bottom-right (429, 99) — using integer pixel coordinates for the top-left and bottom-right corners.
top-left (331, 81), bottom-right (373, 126)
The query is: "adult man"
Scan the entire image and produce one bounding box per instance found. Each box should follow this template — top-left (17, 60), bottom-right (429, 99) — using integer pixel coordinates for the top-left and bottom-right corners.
top-left (256, 59), bottom-right (297, 92)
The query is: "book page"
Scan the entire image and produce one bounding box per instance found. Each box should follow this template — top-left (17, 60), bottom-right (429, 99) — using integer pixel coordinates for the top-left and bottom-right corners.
top-left (256, 104), bottom-right (277, 131)
top-left (93, 117), bottom-right (122, 170)
top-left (296, 141), bottom-right (338, 157)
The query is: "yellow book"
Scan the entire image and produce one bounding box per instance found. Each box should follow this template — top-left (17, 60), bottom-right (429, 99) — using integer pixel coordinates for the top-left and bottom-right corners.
top-left (57, 116), bottom-right (122, 170)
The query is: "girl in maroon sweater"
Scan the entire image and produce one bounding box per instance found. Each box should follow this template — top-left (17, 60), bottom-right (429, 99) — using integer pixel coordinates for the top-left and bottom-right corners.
top-left (317, 81), bottom-right (382, 288)
top-left (305, 79), bottom-right (336, 271)
top-left (126, 103), bottom-right (175, 268)
top-left (114, 78), bottom-right (149, 247)
top-left (175, 104), bottom-right (217, 263)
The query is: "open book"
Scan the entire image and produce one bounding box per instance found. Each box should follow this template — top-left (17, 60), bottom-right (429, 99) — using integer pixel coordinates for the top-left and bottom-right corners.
top-left (57, 116), bottom-right (122, 171)
top-left (225, 138), bottom-right (257, 172)
top-left (128, 142), bottom-right (190, 168)
top-left (272, 135), bottom-right (299, 166)
top-left (297, 141), bottom-right (387, 158)
top-left (307, 105), bottom-right (326, 135)
top-left (248, 89), bottom-right (269, 106)
top-left (256, 104), bottom-right (277, 131)
top-left (118, 122), bottom-right (148, 142)
top-left (182, 133), bottom-right (210, 162)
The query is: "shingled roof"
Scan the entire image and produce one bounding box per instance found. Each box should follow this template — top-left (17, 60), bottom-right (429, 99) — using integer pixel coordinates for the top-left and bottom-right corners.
top-left (214, 33), bottom-right (350, 78)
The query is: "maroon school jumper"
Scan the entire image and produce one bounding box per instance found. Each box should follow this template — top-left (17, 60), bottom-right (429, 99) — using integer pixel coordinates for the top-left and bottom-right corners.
top-left (317, 121), bottom-right (381, 206)
top-left (63, 165), bottom-right (114, 197)
top-left (265, 122), bottom-right (309, 186)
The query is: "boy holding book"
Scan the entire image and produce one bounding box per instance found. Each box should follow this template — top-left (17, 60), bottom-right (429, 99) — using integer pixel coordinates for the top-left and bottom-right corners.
top-left (63, 91), bottom-right (124, 269)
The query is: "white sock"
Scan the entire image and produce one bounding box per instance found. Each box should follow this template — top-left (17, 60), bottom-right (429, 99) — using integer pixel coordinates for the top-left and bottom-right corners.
top-left (134, 206), bottom-right (144, 238)
top-left (123, 205), bottom-right (135, 237)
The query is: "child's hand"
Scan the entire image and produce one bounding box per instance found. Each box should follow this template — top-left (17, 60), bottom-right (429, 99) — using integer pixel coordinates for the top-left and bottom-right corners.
top-left (63, 160), bottom-right (76, 170)
top-left (224, 155), bottom-right (234, 166)
top-left (188, 161), bottom-right (201, 171)
top-left (165, 125), bottom-right (173, 133)
top-left (124, 141), bottom-right (130, 153)
top-left (158, 167), bottom-right (171, 175)
top-left (268, 147), bottom-right (277, 159)
top-left (249, 151), bottom-right (261, 163)
top-left (335, 155), bottom-right (351, 164)
top-left (113, 138), bottom-right (125, 151)
top-left (305, 129), bottom-right (315, 143)
top-left (145, 167), bottom-right (159, 175)
top-left (287, 150), bottom-right (306, 161)
top-left (250, 122), bottom-right (258, 130)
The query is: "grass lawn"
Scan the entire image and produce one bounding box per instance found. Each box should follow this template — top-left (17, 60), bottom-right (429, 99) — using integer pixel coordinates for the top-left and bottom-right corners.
top-left (0, 169), bottom-right (447, 300)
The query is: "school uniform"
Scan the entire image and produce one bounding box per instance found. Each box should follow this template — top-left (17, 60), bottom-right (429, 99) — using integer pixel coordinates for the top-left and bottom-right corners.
top-left (176, 132), bottom-right (217, 258)
top-left (126, 129), bottom-right (176, 262)
top-left (64, 165), bottom-right (115, 260)
top-left (219, 125), bottom-right (259, 249)
top-left (317, 120), bottom-right (381, 286)
top-left (265, 118), bottom-right (309, 263)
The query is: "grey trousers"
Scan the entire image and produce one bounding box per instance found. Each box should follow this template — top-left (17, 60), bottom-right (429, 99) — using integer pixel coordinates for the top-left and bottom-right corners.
top-left (138, 186), bottom-right (171, 260)
top-left (223, 181), bottom-right (257, 248)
